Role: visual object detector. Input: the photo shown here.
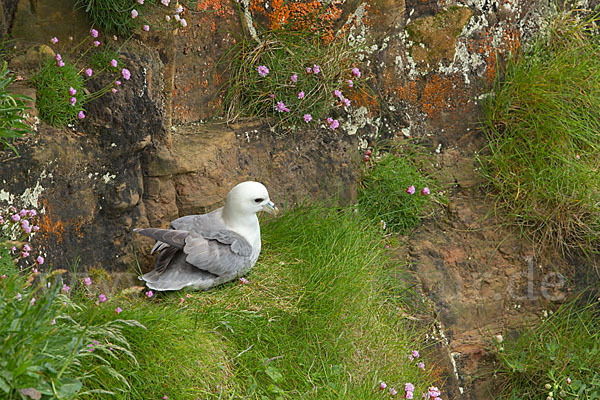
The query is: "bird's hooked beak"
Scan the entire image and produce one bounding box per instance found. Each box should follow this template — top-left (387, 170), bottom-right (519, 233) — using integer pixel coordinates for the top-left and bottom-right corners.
top-left (262, 200), bottom-right (279, 215)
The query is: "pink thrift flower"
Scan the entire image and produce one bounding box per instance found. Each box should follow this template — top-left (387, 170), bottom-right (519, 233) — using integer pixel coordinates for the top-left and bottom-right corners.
top-left (115, 80), bottom-right (121, 85)
top-left (406, 185), bottom-right (416, 195)
top-left (63, 284), bottom-right (70, 294)
top-left (51, 319), bottom-right (56, 325)
top-left (36, 256), bottom-right (44, 265)
top-left (348, 79), bottom-right (354, 87)
top-left (406, 391), bottom-right (414, 399)
top-left (0, 216), bottom-right (4, 224)
top-left (303, 114), bottom-right (312, 122)
top-left (306, 66), bottom-right (312, 74)
top-left (30, 297), bottom-right (36, 306)
top-left (32, 225), bottom-right (39, 232)
top-left (116, 306), bottom-right (122, 314)
top-left (143, 25), bottom-right (150, 31)
top-left (428, 387), bottom-right (441, 398)
top-left (70, 97), bottom-right (77, 106)
top-left (269, 94), bottom-right (275, 99)
top-left (334, 89), bottom-right (342, 99)
top-left (85, 68), bottom-right (93, 77)
top-left (10, 246), bottom-right (16, 251)
top-left (351, 67), bottom-right (361, 77)
top-left (163, 397), bottom-right (168, 400)
top-left (174, 14), bottom-right (181, 22)
top-left (112, 88), bottom-right (117, 94)
top-left (11, 214), bottom-right (20, 222)
top-left (57, 60), bottom-right (65, 67)
top-left (121, 69), bottom-right (131, 80)
top-left (180, 18), bottom-right (187, 28)
top-left (19, 209), bottom-right (27, 217)
top-left (99, 294), bottom-right (107, 302)
top-left (341, 97), bottom-right (351, 107)
top-left (84, 277), bottom-right (92, 286)
top-left (326, 117), bottom-right (333, 124)
top-left (390, 388), bottom-right (397, 396)
top-left (165, 15), bottom-right (171, 21)
top-left (21, 220), bottom-right (29, 228)
top-left (418, 362), bottom-right (425, 370)
top-left (110, 59), bottom-right (118, 68)
top-left (146, 290), bottom-right (153, 298)
top-left (69, 87), bottom-right (77, 96)
top-left (21, 251), bottom-right (29, 258)
top-left (131, 9), bottom-right (138, 18)
top-left (137, 0), bottom-right (144, 3)
top-left (298, 91), bottom-right (304, 99)
top-left (186, 293), bottom-right (192, 298)
top-left (16, 293), bottom-right (22, 301)
top-left (179, 297), bottom-right (185, 304)
top-left (275, 101), bottom-right (288, 112)
top-left (411, 350), bottom-right (420, 358)
top-left (329, 119), bottom-right (339, 130)
top-left (51, 37), bottom-right (58, 44)
top-left (240, 277), bottom-right (249, 284)
top-left (312, 64), bottom-right (320, 74)
top-left (0, 275), bottom-right (6, 279)
top-left (379, 382), bottom-right (387, 390)
top-left (567, 377), bottom-right (572, 384)
top-left (23, 244), bottom-right (31, 252)
top-left (291, 73), bottom-right (298, 82)
top-left (93, 40), bottom-right (100, 47)
top-left (91, 29), bottom-right (99, 38)
top-left (175, 5), bottom-right (183, 13)
top-left (421, 187), bottom-right (430, 195)
top-left (257, 65), bottom-right (269, 77)
top-left (405, 383), bottom-right (415, 392)
top-left (161, 0), bottom-right (170, 5)
top-left (78, 111), bottom-right (85, 119)
top-left (24, 226), bottom-right (31, 234)
top-left (55, 53), bottom-right (62, 61)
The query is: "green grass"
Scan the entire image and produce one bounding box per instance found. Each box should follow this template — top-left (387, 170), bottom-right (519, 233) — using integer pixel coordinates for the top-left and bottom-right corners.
top-left (80, 205), bottom-right (440, 399)
top-left (32, 58), bottom-right (86, 127)
top-left (74, 0), bottom-right (153, 36)
top-left (222, 27), bottom-right (368, 130)
top-left (0, 62), bottom-right (34, 154)
top-left (479, 11), bottom-right (600, 253)
top-left (494, 298), bottom-right (600, 399)
top-left (359, 149), bottom-right (435, 234)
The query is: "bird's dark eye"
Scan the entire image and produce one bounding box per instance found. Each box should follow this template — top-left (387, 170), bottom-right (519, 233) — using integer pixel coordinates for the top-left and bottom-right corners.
top-left (254, 198), bottom-right (264, 203)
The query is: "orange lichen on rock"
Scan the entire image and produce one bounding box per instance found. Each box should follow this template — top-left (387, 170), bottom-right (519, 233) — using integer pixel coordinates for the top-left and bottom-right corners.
top-left (419, 74), bottom-right (459, 118)
top-left (395, 81), bottom-right (418, 104)
top-left (196, 0), bottom-right (235, 17)
top-left (346, 86), bottom-right (380, 113)
top-left (37, 199), bottom-right (65, 243)
top-left (474, 26), bottom-right (521, 84)
top-left (250, 0), bottom-right (344, 42)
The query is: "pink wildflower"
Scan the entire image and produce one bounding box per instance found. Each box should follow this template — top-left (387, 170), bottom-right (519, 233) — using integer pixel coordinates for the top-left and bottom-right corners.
top-left (329, 119), bottom-right (339, 130)
top-left (351, 67), bottom-right (361, 77)
top-left (405, 383), bottom-right (415, 392)
top-left (303, 114), bottom-right (312, 122)
top-left (93, 40), bottom-right (100, 47)
top-left (334, 89), bottom-right (343, 99)
top-left (91, 29), bottom-right (99, 38)
top-left (312, 64), bottom-right (320, 74)
top-left (165, 15), bottom-right (171, 21)
top-left (161, 0), bottom-right (170, 5)
top-left (57, 60), bottom-right (65, 67)
top-left (390, 388), bottom-right (397, 396)
top-left (78, 111), bottom-right (85, 119)
top-left (23, 226), bottom-right (31, 234)
top-left (143, 25), bottom-right (150, 31)
top-left (180, 18), bottom-right (187, 28)
top-left (175, 5), bottom-right (183, 13)
top-left (11, 214), bottom-right (20, 222)
top-left (146, 290), bottom-right (153, 298)
top-left (131, 9), bottom-right (138, 18)
top-left (326, 117), bottom-right (333, 124)
top-left (115, 80), bottom-right (121, 85)
top-left (62, 284), bottom-right (70, 294)
top-left (21, 251), bottom-right (29, 258)
top-left (411, 350), bottom-right (420, 358)
top-left (84, 277), bottom-right (92, 286)
top-left (69, 87), bottom-right (77, 96)
top-left (418, 362), bottom-right (425, 370)
top-left (116, 306), bottom-right (122, 314)
top-left (30, 298), bottom-right (36, 306)
top-left (341, 97), bottom-right (351, 107)
top-left (85, 68), bottom-right (93, 77)
top-left (51, 37), bottom-right (58, 44)
top-left (70, 97), bottom-right (77, 106)
top-left (121, 68), bottom-right (131, 80)
top-left (269, 94), bottom-right (275, 99)
top-left (406, 391), bottom-right (414, 399)
top-left (379, 382), bottom-right (387, 390)
top-left (186, 293), bottom-right (192, 298)
top-left (348, 79), bottom-right (354, 87)
top-left (306, 66), bottom-right (312, 74)
top-left (110, 59), bottom-right (118, 68)
top-left (406, 185), bottom-right (416, 195)
top-left (179, 297), bottom-right (185, 304)
top-left (138, 0), bottom-right (144, 3)
top-left (257, 65), bottom-right (269, 77)
top-left (291, 73), bottom-right (298, 82)
top-left (112, 88), bottom-right (117, 94)
top-left (428, 387), bottom-right (441, 398)
top-left (421, 187), bottom-right (430, 195)
top-left (36, 256), bottom-right (44, 265)
top-left (240, 277), bottom-right (249, 284)
top-left (99, 294), bottom-right (107, 303)
top-left (275, 101), bottom-right (288, 112)
top-left (298, 91), bottom-right (304, 99)
top-left (32, 226), bottom-right (39, 232)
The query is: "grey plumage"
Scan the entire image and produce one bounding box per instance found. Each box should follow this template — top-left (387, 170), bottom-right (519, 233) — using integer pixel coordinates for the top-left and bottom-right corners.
top-left (134, 181), bottom-right (277, 291)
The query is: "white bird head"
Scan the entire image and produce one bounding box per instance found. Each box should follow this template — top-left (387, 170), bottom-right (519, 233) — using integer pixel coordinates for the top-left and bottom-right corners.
top-left (225, 181), bottom-right (278, 216)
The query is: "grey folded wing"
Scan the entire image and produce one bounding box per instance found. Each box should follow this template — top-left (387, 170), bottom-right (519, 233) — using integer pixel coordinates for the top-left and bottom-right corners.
top-left (134, 226), bottom-right (254, 277)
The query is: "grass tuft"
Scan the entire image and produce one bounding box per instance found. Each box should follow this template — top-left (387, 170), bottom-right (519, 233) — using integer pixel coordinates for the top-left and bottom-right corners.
top-left (494, 298), bottom-right (600, 399)
top-left (479, 11), bottom-right (600, 253)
